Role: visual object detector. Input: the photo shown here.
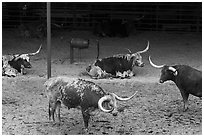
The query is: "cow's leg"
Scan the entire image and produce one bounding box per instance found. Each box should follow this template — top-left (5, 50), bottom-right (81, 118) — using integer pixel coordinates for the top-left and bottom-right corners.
top-left (21, 67), bottom-right (26, 75)
top-left (180, 90), bottom-right (189, 111)
top-left (48, 103), bottom-right (52, 121)
top-left (55, 101), bottom-right (61, 124)
top-left (48, 100), bottom-right (56, 122)
top-left (81, 109), bottom-right (91, 131)
top-left (49, 100), bottom-right (61, 122)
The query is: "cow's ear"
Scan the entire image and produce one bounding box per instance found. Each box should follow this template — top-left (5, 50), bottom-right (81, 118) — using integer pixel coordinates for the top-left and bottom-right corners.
top-left (168, 66), bottom-right (178, 76)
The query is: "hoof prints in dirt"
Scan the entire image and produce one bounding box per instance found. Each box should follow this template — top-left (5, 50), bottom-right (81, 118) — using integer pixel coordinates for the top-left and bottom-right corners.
top-left (2, 97), bottom-right (19, 106)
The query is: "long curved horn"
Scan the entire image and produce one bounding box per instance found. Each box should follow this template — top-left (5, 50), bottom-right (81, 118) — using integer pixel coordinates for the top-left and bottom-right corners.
top-left (98, 95), bottom-right (114, 113)
top-left (149, 56), bottom-right (164, 69)
top-left (137, 41), bottom-right (149, 54)
top-left (28, 44), bottom-right (42, 56)
top-left (111, 91), bottom-right (138, 101)
top-left (13, 54), bottom-right (22, 61)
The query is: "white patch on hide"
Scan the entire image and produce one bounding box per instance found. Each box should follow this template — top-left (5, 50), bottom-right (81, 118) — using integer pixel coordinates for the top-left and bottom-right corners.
top-left (91, 85), bottom-right (99, 91)
top-left (88, 66), bottom-right (103, 78)
top-left (112, 54), bottom-right (132, 61)
top-left (70, 80), bottom-right (81, 89)
top-left (14, 54), bottom-right (30, 62)
top-left (116, 70), bottom-right (133, 78)
top-left (45, 77), bottom-right (105, 101)
top-left (87, 65), bottom-right (115, 79)
top-left (44, 76), bottom-right (75, 90)
top-left (2, 55), bottom-right (18, 77)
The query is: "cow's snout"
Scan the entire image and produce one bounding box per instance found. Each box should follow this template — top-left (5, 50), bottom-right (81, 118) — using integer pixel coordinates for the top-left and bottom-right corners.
top-left (159, 79), bottom-right (164, 83)
top-left (23, 60), bottom-right (32, 68)
top-left (139, 62), bottom-right (144, 67)
top-left (112, 111), bottom-right (118, 116)
top-left (112, 112), bottom-right (118, 116)
top-left (26, 64), bottom-right (32, 68)
top-left (135, 61), bottom-right (144, 67)
top-left (24, 63), bottom-right (32, 68)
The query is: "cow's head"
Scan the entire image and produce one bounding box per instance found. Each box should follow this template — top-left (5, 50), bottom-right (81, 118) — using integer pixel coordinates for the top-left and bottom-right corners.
top-left (149, 56), bottom-right (178, 83)
top-left (128, 41), bottom-right (149, 67)
top-left (98, 91), bottom-right (137, 116)
top-left (9, 44), bottom-right (42, 72)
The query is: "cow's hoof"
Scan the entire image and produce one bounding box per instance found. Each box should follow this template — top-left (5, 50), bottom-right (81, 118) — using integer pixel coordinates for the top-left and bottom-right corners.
top-left (83, 128), bottom-right (88, 133)
top-left (53, 122), bottom-right (61, 126)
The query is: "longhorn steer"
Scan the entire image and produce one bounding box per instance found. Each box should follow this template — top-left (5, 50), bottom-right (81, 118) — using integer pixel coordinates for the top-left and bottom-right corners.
top-left (149, 56), bottom-right (202, 111)
top-left (86, 41), bottom-right (149, 79)
top-left (2, 44), bottom-right (42, 77)
top-left (44, 77), bottom-right (137, 130)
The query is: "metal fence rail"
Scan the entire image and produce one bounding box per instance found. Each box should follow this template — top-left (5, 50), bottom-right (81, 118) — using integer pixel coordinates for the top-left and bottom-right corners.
top-left (2, 2), bottom-right (201, 32)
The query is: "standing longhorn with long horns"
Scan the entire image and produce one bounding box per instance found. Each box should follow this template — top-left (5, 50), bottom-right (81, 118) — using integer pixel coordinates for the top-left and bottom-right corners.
top-left (45, 77), bottom-right (137, 131)
top-left (149, 56), bottom-right (202, 111)
top-left (2, 44), bottom-right (42, 77)
top-left (85, 41), bottom-right (150, 79)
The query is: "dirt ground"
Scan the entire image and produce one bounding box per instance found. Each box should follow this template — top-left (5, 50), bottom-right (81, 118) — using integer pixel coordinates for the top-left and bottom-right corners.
top-left (2, 29), bottom-right (202, 135)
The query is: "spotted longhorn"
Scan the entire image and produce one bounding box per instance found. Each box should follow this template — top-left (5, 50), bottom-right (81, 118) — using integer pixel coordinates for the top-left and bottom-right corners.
top-left (45, 77), bottom-right (137, 131)
top-left (2, 44), bottom-right (42, 77)
top-left (86, 41), bottom-right (149, 79)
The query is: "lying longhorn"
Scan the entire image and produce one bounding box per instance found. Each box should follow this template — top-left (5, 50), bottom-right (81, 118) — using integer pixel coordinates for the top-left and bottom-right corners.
top-left (86, 41), bottom-right (149, 79)
top-left (44, 77), bottom-right (137, 130)
top-left (2, 44), bottom-right (42, 77)
top-left (149, 56), bottom-right (202, 111)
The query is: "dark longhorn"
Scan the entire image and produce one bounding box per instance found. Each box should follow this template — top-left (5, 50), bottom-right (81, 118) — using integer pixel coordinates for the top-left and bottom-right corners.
top-left (2, 44), bottom-right (42, 76)
top-left (86, 41), bottom-right (149, 79)
top-left (149, 56), bottom-right (202, 111)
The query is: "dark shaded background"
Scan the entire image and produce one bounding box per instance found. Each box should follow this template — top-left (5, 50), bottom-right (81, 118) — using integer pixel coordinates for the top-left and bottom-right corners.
top-left (2, 2), bottom-right (201, 32)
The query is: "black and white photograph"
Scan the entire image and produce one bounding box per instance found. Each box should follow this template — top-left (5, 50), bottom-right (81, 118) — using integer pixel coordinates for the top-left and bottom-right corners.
top-left (1, 1), bottom-right (202, 135)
